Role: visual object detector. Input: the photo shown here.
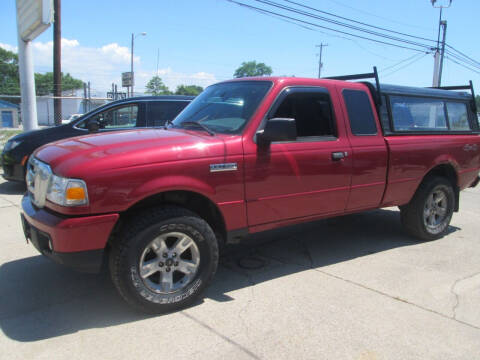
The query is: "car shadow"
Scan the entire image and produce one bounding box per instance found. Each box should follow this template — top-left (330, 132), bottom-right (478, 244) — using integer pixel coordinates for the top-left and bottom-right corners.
top-left (0, 180), bottom-right (25, 195)
top-left (0, 208), bottom-right (460, 342)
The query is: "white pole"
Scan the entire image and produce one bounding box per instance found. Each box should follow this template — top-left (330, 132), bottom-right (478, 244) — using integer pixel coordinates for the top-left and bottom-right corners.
top-left (17, 33), bottom-right (38, 131)
top-left (432, 51), bottom-right (440, 87)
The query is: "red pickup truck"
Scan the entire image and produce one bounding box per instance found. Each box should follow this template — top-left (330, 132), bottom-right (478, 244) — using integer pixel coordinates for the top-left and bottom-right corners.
top-left (21, 68), bottom-right (480, 313)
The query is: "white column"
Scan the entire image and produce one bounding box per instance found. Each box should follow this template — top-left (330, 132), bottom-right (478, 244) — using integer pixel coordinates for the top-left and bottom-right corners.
top-left (17, 32), bottom-right (38, 131)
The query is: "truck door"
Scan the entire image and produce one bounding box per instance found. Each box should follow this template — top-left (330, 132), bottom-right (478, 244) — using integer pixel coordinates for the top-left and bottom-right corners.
top-left (244, 86), bottom-right (353, 226)
top-left (336, 85), bottom-right (388, 211)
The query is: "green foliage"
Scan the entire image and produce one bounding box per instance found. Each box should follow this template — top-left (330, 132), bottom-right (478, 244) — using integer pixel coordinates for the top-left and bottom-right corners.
top-left (234, 61), bottom-right (273, 78)
top-left (0, 47), bottom-right (20, 95)
top-left (145, 76), bottom-right (172, 95)
top-left (174, 85), bottom-right (203, 96)
top-left (34, 72), bottom-right (83, 96)
top-left (476, 95), bottom-right (480, 112)
top-left (0, 47), bottom-right (83, 96)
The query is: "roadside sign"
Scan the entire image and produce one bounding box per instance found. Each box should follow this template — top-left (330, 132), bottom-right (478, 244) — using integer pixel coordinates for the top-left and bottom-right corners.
top-left (122, 72), bottom-right (133, 87)
top-left (16, 0), bottom-right (53, 41)
top-left (107, 92), bottom-right (127, 100)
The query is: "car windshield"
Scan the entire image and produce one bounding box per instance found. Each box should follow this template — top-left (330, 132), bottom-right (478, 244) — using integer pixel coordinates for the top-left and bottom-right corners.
top-left (171, 81), bottom-right (272, 134)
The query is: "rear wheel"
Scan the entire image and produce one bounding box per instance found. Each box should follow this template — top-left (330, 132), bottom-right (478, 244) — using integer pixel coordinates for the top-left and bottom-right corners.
top-left (400, 176), bottom-right (455, 241)
top-left (109, 206), bottom-right (219, 313)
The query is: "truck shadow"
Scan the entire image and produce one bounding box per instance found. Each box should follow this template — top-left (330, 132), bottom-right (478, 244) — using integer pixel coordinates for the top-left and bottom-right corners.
top-left (0, 180), bottom-right (25, 195)
top-left (0, 208), bottom-right (460, 342)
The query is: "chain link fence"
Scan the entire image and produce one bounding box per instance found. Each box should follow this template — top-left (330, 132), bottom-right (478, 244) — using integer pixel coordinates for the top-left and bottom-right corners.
top-left (0, 95), bottom-right (112, 128)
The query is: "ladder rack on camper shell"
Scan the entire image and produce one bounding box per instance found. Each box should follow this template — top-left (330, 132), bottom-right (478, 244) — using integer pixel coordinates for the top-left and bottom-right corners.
top-left (324, 66), bottom-right (477, 114)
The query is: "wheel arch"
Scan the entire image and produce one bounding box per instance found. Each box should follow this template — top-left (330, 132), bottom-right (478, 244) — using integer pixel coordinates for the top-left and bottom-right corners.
top-left (419, 162), bottom-right (460, 211)
top-left (111, 189), bottom-right (227, 247)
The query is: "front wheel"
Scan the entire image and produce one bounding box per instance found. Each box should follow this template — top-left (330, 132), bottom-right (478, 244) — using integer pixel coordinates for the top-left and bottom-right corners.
top-left (109, 206), bottom-right (219, 313)
top-left (400, 176), bottom-right (455, 241)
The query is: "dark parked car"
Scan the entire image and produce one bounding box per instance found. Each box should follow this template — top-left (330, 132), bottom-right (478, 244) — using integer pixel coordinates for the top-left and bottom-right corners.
top-left (1, 96), bottom-right (193, 182)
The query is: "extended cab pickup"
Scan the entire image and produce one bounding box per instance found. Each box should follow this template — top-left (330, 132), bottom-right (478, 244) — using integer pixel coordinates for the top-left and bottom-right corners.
top-left (21, 69), bottom-right (480, 313)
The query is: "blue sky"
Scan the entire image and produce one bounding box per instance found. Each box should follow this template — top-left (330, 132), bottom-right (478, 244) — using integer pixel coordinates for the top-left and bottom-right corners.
top-left (1, 0), bottom-right (479, 94)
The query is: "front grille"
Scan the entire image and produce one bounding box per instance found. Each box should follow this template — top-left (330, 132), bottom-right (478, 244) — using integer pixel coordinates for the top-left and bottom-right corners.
top-left (26, 157), bottom-right (52, 208)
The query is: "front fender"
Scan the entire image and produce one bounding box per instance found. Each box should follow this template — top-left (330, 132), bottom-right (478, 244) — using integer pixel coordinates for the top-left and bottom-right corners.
top-left (127, 175), bottom-right (217, 206)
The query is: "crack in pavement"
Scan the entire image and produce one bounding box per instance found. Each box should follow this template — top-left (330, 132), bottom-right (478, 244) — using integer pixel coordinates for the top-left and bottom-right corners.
top-left (251, 243), bottom-right (480, 332)
top-left (450, 271), bottom-right (480, 320)
top-left (0, 196), bottom-right (21, 209)
top-left (181, 311), bottom-right (262, 360)
top-left (220, 257), bottom-right (257, 345)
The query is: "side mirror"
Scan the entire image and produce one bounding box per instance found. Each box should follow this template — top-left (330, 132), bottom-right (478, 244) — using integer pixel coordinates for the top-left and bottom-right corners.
top-left (256, 118), bottom-right (297, 146)
top-left (87, 119), bottom-right (100, 133)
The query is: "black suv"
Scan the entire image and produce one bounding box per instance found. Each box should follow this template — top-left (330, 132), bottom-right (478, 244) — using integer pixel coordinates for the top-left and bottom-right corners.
top-left (2, 95), bottom-right (193, 182)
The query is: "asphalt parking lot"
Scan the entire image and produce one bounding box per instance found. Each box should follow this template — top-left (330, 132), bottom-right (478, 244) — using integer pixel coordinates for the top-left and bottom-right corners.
top-left (1, 172), bottom-right (479, 360)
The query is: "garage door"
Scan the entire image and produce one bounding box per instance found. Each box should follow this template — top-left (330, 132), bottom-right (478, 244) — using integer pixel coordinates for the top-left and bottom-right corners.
top-left (1, 111), bottom-right (13, 127)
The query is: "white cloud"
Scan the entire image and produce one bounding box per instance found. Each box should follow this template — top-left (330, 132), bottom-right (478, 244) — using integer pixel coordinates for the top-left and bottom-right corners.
top-left (0, 39), bottom-right (219, 94)
top-left (0, 43), bottom-right (18, 52)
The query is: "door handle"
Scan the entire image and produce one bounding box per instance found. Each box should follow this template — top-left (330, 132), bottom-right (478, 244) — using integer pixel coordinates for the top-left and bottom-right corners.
top-left (331, 151), bottom-right (347, 161)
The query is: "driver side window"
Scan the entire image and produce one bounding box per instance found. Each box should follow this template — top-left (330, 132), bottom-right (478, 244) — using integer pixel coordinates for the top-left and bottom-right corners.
top-left (79, 104), bottom-right (139, 129)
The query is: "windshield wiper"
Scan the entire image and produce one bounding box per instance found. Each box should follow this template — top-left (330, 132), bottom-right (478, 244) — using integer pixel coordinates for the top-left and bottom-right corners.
top-left (179, 121), bottom-right (215, 136)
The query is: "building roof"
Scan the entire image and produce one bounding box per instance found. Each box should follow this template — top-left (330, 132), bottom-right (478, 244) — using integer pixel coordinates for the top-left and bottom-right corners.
top-left (0, 99), bottom-right (20, 109)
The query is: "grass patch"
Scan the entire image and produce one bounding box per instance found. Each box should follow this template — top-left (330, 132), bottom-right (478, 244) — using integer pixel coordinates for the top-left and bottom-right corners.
top-left (0, 129), bottom-right (22, 150)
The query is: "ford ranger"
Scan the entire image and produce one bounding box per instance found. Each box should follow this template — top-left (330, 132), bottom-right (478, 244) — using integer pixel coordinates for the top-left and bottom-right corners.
top-left (20, 68), bottom-right (480, 313)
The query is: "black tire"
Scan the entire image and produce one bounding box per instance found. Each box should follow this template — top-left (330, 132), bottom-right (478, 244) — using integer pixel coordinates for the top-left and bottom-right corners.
top-left (109, 206), bottom-right (219, 313)
top-left (400, 176), bottom-right (455, 241)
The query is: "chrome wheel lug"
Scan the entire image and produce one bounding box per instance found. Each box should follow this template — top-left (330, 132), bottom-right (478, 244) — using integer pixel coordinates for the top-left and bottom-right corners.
top-left (163, 253), bottom-right (168, 258)
top-left (166, 267), bottom-right (171, 272)
top-left (174, 261), bottom-right (179, 266)
top-left (159, 262), bottom-right (164, 267)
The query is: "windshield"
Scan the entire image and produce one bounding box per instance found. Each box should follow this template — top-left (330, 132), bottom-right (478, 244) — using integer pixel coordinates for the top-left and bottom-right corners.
top-left (171, 81), bottom-right (272, 134)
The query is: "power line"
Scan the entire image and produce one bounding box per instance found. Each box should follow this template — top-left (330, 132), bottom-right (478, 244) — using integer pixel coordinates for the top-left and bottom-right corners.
top-left (251, 0), bottom-right (433, 50)
top-left (380, 53), bottom-right (426, 72)
top-left (444, 50), bottom-right (480, 70)
top-left (320, 0), bottom-right (431, 31)
top-left (381, 53), bottom-right (428, 78)
top-left (226, 0), bottom-right (430, 53)
top-left (282, 0), bottom-right (436, 43)
top-left (445, 45), bottom-right (480, 68)
top-left (444, 56), bottom-right (480, 75)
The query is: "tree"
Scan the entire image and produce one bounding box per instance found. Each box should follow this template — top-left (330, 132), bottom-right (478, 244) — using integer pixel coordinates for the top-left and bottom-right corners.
top-left (174, 85), bottom-right (203, 96)
top-left (1, 47), bottom-right (83, 96)
top-left (234, 61), bottom-right (273, 78)
top-left (145, 75), bottom-right (172, 95)
top-left (35, 72), bottom-right (83, 96)
top-left (0, 47), bottom-right (20, 95)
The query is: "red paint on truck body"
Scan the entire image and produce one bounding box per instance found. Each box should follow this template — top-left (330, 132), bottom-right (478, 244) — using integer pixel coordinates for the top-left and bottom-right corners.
top-left (21, 77), bottom-right (480, 255)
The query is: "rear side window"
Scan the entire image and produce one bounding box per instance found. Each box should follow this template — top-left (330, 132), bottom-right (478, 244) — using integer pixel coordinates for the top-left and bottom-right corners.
top-left (146, 101), bottom-right (189, 127)
top-left (390, 96), bottom-right (447, 131)
top-left (446, 102), bottom-right (471, 131)
top-left (342, 89), bottom-right (377, 135)
top-left (271, 90), bottom-right (336, 138)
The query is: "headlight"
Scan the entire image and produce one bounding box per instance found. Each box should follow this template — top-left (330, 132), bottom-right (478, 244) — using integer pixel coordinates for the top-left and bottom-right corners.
top-left (4, 140), bottom-right (22, 151)
top-left (46, 174), bottom-right (89, 206)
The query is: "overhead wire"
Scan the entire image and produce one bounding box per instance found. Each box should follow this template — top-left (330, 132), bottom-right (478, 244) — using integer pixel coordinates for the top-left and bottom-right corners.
top-left (381, 53), bottom-right (428, 78)
top-left (225, 0), bottom-right (430, 53)
top-left (445, 44), bottom-right (480, 68)
top-left (380, 53), bottom-right (427, 72)
top-left (251, 0), bottom-right (434, 50)
top-left (282, 0), bottom-right (437, 43)
top-left (444, 56), bottom-right (480, 75)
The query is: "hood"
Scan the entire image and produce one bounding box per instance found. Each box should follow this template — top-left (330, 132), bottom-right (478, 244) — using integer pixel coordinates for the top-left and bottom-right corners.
top-left (34, 128), bottom-right (228, 178)
top-left (9, 124), bottom-right (71, 142)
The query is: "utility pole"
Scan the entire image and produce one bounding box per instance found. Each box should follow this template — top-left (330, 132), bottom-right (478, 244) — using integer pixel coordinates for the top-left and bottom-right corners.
top-left (316, 43), bottom-right (328, 78)
top-left (83, 82), bottom-right (87, 113)
top-left (431, 0), bottom-right (451, 87)
top-left (53, 0), bottom-right (62, 125)
top-left (130, 33), bottom-right (134, 97)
